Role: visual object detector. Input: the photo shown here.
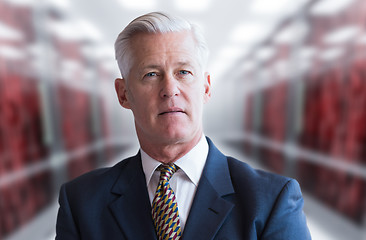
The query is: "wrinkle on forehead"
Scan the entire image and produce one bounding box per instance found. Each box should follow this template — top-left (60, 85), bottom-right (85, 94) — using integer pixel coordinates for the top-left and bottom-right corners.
top-left (127, 31), bottom-right (201, 78)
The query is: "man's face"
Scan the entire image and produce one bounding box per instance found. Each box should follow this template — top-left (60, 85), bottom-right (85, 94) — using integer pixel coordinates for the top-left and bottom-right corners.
top-left (115, 31), bottom-right (211, 148)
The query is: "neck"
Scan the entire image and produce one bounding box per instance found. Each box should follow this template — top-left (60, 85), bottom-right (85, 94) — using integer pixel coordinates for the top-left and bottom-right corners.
top-left (139, 133), bottom-right (203, 164)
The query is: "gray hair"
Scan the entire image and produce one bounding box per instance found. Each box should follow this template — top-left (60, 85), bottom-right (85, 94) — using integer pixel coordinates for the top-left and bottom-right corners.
top-left (114, 12), bottom-right (209, 78)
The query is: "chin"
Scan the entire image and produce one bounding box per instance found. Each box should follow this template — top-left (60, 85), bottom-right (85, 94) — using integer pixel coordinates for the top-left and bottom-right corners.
top-left (157, 130), bottom-right (189, 142)
top-left (164, 132), bottom-right (189, 141)
top-left (164, 128), bottom-right (201, 144)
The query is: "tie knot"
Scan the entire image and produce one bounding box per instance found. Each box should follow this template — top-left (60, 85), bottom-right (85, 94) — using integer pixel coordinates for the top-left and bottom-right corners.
top-left (157, 164), bottom-right (179, 182)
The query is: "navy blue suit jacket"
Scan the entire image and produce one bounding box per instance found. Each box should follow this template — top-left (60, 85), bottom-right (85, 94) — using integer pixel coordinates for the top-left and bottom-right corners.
top-left (56, 138), bottom-right (311, 239)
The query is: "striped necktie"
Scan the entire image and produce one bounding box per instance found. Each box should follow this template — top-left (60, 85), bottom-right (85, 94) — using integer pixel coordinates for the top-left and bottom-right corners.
top-left (152, 164), bottom-right (182, 240)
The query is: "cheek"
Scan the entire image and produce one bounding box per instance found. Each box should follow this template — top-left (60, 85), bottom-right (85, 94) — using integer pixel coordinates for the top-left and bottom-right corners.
top-left (125, 88), bottom-right (143, 115)
top-left (127, 85), bottom-right (147, 105)
top-left (193, 84), bottom-right (207, 102)
top-left (187, 88), bottom-right (205, 113)
top-left (129, 88), bottom-right (156, 114)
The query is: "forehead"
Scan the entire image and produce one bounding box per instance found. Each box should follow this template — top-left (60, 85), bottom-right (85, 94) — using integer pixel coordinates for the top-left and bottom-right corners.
top-left (131, 31), bottom-right (196, 51)
top-left (129, 31), bottom-right (199, 64)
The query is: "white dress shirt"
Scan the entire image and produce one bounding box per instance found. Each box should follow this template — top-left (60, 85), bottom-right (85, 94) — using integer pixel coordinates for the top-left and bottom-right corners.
top-left (141, 135), bottom-right (209, 231)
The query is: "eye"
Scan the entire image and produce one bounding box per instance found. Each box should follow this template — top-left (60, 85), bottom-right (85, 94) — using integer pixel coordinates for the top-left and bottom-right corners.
top-left (145, 72), bottom-right (157, 77)
top-left (178, 70), bottom-right (190, 75)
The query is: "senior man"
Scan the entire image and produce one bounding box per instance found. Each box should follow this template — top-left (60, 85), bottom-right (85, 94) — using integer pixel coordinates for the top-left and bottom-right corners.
top-left (55, 12), bottom-right (311, 240)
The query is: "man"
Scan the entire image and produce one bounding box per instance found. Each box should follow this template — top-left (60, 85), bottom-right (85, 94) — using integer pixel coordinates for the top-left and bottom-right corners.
top-left (56, 12), bottom-right (311, 240)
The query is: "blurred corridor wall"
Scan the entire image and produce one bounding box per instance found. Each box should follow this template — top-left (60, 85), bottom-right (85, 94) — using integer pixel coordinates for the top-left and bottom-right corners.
top-left (1, 0), bottom-right (366, 239)
top-left (237, 0), bottom-right (366, 227)
top-left (0, 1), bottom-right (132, 238)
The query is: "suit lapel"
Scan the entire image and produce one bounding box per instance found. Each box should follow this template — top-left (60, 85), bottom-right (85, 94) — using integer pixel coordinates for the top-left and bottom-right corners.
top-left (108, 153), bottom-right (157, 240)
top-left (182, 138), bottom-right (235, 240)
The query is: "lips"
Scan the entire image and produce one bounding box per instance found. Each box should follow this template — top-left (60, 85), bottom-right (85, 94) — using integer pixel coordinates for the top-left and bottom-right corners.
top-left (158, 107), bottom-right (185, 115)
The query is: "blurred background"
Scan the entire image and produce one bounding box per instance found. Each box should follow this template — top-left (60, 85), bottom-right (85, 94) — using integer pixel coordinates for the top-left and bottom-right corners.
top-left (0, 0), bottom-right (365, 239)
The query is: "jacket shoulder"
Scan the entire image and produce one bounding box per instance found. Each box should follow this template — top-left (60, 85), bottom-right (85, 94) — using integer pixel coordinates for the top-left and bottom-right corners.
top-left (227, 156), bottom-right (291, 191)
top-left (206, 137), bottom-right (293, 195)
top-left (222, 156), bottom-right (310, 239)
top-left (61, 155), bottom-right (136, 202)
top-left (225, 156), bottom-right (301, 213)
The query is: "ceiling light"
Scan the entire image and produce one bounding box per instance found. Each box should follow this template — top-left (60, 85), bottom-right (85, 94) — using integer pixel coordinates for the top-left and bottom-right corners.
top-left (208, 46), bottom-right (248, 83)
top-left (77, 19), bottom-right (103, 41)
top-left (61, 59), bottom-right (81, 71)
top-left (207, 60), bottom-right (229, 83)
top-left (117, 0), bottom-right (156, 10)
top-left (82, 45), bottom-right (115, 60)
top-left (298, 60), bottom-right (311, 72)
top-left (257, 69), bottom-right (273, 89)
top-left (256, 47), bottom-right (275, 62)
top-left (47, 20), bottom-right (81, 41)
top-left (357, 34), bottom-right (366, 45)
top-left (298, 46), bottom-right (316, 59)
top-left (3, 0), bottom-right (36, 7)
top-left (174, 0), bottom-right (211, 12)
top-left (320, 47), bottom-right (344, 61)
top-left (47, 19), bottom-right (102, 42)
top-left (218, 45), bottom-right (248, 60)
top-left (0, 46), bottom-right (25, 60)
top-left (241, 61), bottom-right (257, 74)
top-left (230, 22), bottom-right (273, 44)
top-left (0, 21), bottom-right (23, 41)
top-left (274, 22), bottom-right (309, 44)
top-left (46, 0), bottom-right (70, 10)
top-left (60, 59), bottom-right (82, 81)
top-left (101, 59), bottom-right (119, 73)
top-left (310, 0), bottom-right (355, 16)
top-left (250, 0), bottom-right (310, 16)
top-left (273, 60), bottom-right (289, 79)
top-left (323, 26), bottom-right (360, 44)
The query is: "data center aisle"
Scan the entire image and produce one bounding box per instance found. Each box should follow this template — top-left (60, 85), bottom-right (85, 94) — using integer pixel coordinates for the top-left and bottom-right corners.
top-left (6, 141), bottom-right (365, 240)
top-left (215, 139), bottom-right (366, 240)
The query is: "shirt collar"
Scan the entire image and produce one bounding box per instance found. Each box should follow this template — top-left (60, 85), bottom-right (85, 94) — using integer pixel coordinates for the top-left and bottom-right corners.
top-left (141, 135), bottom-right (209, 187)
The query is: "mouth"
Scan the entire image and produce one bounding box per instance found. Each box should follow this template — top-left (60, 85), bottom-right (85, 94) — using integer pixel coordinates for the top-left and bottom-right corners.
top-left (158, 108), bottom-right (185, 115)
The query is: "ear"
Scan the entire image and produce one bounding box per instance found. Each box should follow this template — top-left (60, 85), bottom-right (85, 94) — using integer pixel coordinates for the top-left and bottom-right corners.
top-left (115, 78), bottom-right (131, 109)
top-left (203, 72), bottom-right (211, 104)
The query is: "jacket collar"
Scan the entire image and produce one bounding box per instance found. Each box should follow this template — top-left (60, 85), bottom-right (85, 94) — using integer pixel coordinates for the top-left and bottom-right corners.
top-left (108, 137), bottom-right (235, 240)
top-left (182, 137), bottom-right (235, 239)
top-left (109, 153), bottom-right (157, 240)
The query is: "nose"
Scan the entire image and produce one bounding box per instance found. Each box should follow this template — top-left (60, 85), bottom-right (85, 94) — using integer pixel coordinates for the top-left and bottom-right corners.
top-left (160, 74), bottom-right (180, 98)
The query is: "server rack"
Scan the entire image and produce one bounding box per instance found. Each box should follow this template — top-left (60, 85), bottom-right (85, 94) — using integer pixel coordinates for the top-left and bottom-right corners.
top-left (241, 0), bottom-right (366, 230)
top-left (0, 1), bottom-right (128, 239)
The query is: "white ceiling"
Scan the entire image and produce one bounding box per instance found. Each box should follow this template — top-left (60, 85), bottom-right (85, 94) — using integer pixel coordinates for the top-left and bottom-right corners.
top-left (4, 0), bottom-right (355, 82)
top-left (49, 0), bottom-right (314, 79)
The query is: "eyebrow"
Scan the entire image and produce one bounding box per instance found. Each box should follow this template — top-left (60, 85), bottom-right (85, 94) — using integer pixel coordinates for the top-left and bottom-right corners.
top-left (138, 65), bottom-right (161, 76)
top-left (140, 61), bottom-right (195, 71)
top-left (176, 61), bottom-right (196, 69)
top-left (141, 65), bottom-right (161, 70)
